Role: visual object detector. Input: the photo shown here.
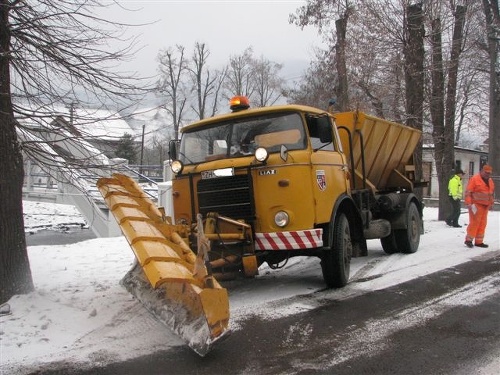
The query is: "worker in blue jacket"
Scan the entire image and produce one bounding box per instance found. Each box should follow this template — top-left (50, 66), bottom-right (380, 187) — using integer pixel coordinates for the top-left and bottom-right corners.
top-left (446, 169), bottom-right (465, 227)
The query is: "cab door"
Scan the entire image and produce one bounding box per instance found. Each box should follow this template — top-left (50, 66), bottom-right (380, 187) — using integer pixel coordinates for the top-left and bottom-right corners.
top-left (307, 114), bottom-right (349, 224)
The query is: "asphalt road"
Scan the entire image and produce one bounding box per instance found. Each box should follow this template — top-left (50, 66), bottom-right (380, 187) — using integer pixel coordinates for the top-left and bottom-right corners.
top-left (25, 227), bottom-right (96, 246)
top-left (32, 252), bottom-right (500, 375)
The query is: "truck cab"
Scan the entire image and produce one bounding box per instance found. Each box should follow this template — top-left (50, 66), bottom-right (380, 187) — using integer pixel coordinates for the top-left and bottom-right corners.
top-left (168, 97), bottom-right (422, 287)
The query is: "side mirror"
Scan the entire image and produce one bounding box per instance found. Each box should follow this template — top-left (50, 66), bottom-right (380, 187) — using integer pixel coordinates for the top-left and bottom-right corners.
top-left (317, 117), bottom-right (332, 143)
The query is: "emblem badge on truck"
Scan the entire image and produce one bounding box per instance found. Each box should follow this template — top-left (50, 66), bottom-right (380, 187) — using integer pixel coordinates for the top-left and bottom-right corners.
top-left (316, 170), bottom-right (327, 191)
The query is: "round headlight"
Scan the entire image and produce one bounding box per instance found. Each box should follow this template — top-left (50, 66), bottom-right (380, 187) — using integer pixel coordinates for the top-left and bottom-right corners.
top-left (274, 211), bottom-right (289, 228)
top-left (255, 147), bottom-right (268, 162)
top-left (171, 160), bottom-right (183, 174)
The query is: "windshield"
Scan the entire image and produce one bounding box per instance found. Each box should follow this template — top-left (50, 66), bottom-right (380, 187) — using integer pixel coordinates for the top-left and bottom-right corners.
top-left (178, 112), bottom-right (306, 164)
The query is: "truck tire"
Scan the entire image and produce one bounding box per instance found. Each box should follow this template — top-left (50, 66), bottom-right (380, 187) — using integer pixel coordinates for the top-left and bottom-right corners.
top-left (381, 232), bottom-right (400, 254)
top-left (321, 213), bottom-right (352, 288)
top-left (395, 201), bottom-right (420, 254)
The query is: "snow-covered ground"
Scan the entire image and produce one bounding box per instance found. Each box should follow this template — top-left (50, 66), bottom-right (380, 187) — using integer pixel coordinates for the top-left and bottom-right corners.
top-left (22, 200), bottom-right (89, 235)
top-left (1, 201), bottom-right (499, 374)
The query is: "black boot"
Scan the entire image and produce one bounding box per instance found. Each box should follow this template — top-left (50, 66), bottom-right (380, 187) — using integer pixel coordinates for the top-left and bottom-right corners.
top-left (474, 243), bottom-right (489, 248)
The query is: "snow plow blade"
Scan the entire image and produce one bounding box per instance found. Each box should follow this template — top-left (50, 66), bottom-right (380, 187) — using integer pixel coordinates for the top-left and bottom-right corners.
top-left (96, 173), bottom-right (230, 356)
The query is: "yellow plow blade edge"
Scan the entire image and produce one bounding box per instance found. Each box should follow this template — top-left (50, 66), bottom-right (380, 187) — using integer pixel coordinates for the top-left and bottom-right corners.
top-left (96, 173), bottom-right (230, 356)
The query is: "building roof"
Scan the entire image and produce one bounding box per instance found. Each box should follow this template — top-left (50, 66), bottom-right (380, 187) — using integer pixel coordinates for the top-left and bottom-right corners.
top-left (70, 107), bottom-right (136, 141)
top-left (16, 102), bottom-right (136, 141)
top-left (423, 144), bottom-right (488, 155)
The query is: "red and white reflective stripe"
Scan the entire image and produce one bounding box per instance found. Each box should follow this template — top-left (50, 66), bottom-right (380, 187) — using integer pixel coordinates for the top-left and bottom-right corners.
top-left (254, 229), bottom-right (323, 250)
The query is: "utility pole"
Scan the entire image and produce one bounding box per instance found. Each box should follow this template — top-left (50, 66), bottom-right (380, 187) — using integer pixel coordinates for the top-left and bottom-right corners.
top-left (139, 123), bottom-right (145, 176)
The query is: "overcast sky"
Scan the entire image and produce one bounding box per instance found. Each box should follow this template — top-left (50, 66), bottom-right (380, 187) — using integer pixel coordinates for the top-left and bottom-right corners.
top-left (104, 0), bottom-right (323, 81)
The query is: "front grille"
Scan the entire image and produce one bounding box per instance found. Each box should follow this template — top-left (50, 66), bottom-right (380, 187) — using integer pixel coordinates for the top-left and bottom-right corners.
top-left (197, 174), bottom-right (253, 220)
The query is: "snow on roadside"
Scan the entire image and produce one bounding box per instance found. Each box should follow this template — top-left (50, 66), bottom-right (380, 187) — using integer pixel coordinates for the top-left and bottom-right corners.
top-left (23, 200), bottom-right (87, 233)
top-left (1, 237), bottom-right (181, 374)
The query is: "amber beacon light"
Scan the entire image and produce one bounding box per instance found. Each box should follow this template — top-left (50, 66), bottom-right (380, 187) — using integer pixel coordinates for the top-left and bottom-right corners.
top-left (229, 96), bottom-right (250, 112)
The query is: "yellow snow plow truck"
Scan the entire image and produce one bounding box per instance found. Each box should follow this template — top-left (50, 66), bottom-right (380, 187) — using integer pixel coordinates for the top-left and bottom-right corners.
top-left (97, 96), bottom-right (424, 356)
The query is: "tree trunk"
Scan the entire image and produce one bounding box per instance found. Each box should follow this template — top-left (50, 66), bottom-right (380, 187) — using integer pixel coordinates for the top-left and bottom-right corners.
top-left (440, 5), bottom-right (466, 220)
top-left (430, 17), bottom-right (450, 221)
top-left (0, 2), bottom-right (34, 303)
top-left (335, 15), bottom-right (349, 111)
top-left (404, 3), bottom-right (425, 199)
top-left (483, 0), bottom-right (500, 200)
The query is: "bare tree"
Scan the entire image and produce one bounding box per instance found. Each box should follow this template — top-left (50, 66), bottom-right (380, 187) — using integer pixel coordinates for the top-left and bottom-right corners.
top-left (482, 0), bottom-right (500, 199)
top-left (224, 47), bottom-right (256, 99)
top-left (443, 4), bottom-right (467, 216)
top-left (445, 4), bottom-right (467, 151)
top-left (334, 8), bottom-right (351, 111)
top-left (429, 3), bottom-right (468, 220)
top-left (290, 1), bottom-right (490, 209)
top-left (252, 56), bottom-right (285, 107)
top-left (284, 49), bottom-right (338, 108)
top-left (189, 42), bottom-right (226, 119)
top-left (208, 66), bottom-right (227, 117)
top-left (1, 0), bottom-right (144, 303)
top-left (402, 2), bottom-right (425, 197)
top-left (454, 63), bottom-right (485, 144)
top-left (0, 0), bottom-right (29, 301)
top-left (157, 45), bottom-right (188, 140)
top-left (290, 0), bottom-right (410, 117)
top-left (357, 1), bottom-right (409, 120)
top-left (223, 48), bottom-right (287, 108)
top-left (290, 0), bottom-right (355, 111)
top-left (429, 11), bottom-right (447, 212)
top-left (145, 135), bottom-right (168, 166)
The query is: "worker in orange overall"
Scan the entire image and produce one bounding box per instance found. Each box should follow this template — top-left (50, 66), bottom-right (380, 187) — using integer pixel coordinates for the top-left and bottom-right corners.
top-left (464, 164), bottom-right (495, 248)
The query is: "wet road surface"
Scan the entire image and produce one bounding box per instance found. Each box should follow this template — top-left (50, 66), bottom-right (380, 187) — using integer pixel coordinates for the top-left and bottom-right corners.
top-left (25, 227), bottom-right (96, 246)
top-left (29, 252), bottom-right (500, 375)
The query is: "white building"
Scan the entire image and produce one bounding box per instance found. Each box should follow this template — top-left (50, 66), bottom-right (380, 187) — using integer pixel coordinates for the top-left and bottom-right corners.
top-left (422, 145), bottom-right (489, 198)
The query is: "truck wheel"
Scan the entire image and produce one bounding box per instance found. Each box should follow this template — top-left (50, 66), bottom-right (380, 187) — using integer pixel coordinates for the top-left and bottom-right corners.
top-left (395, 202), bottom-right (421, 254)
top-left (321, 213), bottom-right (352, 288)
top-left (381, 231), bottom-right (400, 254)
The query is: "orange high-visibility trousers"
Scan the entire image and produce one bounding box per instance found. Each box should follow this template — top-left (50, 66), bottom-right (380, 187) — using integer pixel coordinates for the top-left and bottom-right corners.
top-left (465, 204), bottom-right (490, 245)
